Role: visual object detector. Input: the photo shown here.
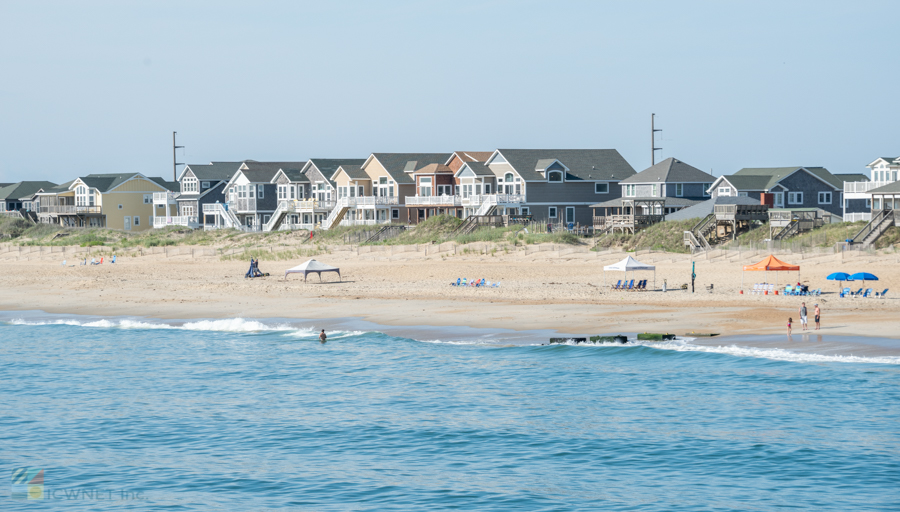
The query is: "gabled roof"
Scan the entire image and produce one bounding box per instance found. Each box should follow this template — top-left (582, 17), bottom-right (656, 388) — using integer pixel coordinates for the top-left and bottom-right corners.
top-left (77, 173), bottom-right (151, 193)
top-left (0, 181), bottom-right (58, 200)
top-left (728, 166), bottom-right (841, 191)
top-left (455, 162), bottom-right (495, 177)
top-left (413, 163), bottom-right (453, 175)
top-left (239, 161), bottom-right (307, 183)
top-left (663, 196), bottom-right (762, 221)
top-left (620, 158), bottom-right (714, 184)
top-left (180, 162), bottom-right (243, 181)
top-left (834, 173), bottom-right (869, 183)
top-left (148, 177), bottom-right (179, 192)
top-left (273, 168), bottom-right (309, 183)
top-left (715, 175), bottom-right (772, 191)
top-left (40, 180), bottom-right (76, 194)
top-left (332, 164), bottom-right (370, 181)
top-left (867, 157), bottom-right (899, 167)
top-left (868, 181), bottom-right (900, 194)
top-left (366, 153), bottom-right (453, 184)
top-left (492, 149), bottom-right (635, 181)
top-left (306, 158), bottom-right (367, 178)
top-left (447, 151), bottom-right (494, 165)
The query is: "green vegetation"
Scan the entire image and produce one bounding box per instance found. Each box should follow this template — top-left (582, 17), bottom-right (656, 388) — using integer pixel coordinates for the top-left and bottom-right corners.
top-left (593, 218), bottom-right (700, 253)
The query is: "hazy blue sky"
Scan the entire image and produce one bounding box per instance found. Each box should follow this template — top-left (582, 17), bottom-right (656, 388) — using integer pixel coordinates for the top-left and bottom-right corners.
top-left (1, 1), bottom-right (897, 183)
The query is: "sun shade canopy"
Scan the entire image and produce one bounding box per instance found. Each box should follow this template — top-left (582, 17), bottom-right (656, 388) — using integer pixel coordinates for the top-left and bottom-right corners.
top-left (742, 255), bottom-right (799, 272)
top-left (285, 259), bottom-right (341, 281)
top-left (603, 255), bottom-right (656, 272)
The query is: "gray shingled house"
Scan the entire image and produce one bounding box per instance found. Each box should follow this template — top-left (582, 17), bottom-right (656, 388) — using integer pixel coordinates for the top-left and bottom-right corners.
top-left (476, 148), bottom-right (636, 225)
top-left (220, 162), bottom-right (307, 230)
top-left (707, 167), bottom-right (846, 217)
top-left (158, 162), bottom-right (242, 229)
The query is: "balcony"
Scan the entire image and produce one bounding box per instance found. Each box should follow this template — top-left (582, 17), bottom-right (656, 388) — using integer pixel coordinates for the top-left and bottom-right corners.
top-left (286, 199), bottom-right (335, 211)
top-left (153, 216), bottom-right (199, 229)
top-left (461, 194), bottom-right (525, 206)
top-left (844, 181), bottom-right (891, 194)
top-left (228, 197), bottom-right (257, 212)
top-left (153, 191), bottom-right (180, 205)
top-left (405, 195), bottom-right (462, 206)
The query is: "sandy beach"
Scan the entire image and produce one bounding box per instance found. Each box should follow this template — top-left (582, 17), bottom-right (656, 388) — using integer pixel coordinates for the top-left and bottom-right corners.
top-left (1, 242), bottom-right (898, 356)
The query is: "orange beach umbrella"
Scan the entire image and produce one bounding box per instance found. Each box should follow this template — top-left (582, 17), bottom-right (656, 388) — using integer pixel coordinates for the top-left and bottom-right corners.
top-left (741, 255), bottom-right (800, 291)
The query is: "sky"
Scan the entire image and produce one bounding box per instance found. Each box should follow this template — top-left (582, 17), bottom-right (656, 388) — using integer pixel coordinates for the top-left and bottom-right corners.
top-left (1, 0), bottom-right (897, 184)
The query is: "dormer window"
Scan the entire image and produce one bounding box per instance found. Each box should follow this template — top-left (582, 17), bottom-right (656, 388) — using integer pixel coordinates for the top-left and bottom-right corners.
top-left (548, 171), bottom-right (563, 182)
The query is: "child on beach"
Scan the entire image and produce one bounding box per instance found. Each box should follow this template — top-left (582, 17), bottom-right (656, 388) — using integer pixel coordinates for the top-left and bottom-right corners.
top-left (814, 304), bottom-right (821, 330)
top-left (787, 317), bottom-right (792, 336)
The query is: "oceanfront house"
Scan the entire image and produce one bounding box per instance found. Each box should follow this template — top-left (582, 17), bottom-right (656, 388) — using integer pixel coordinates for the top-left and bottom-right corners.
top-left (706, 167), bottom-right (848, 218)
top-left (325, 153), bottom-right (451, 228)
top-left (153, 161), bottom-right (242, 229)
top-left (35, 173), bottom-right (176, 231)
top-left (214, 161), bottom-right (307, 231)
top-left (404, 151), bottom-right (494, 222)
top-left (589, 158), bottom-right (713, 233)
top-left (455, 148), bottom-right (635, 226)
top-left (0, 181), bottom-right (58, 219)
top-left (842, 157), bottom-right (899, 222)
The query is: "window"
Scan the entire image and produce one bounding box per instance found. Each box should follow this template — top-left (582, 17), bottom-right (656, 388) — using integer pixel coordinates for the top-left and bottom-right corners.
top-left (549, 206), bottom-right (557, 218)
top-left (257, 186), bottom-right (264, 199)
top-left (565, 207), bottom-right (575, 223)
top-left (133, 216), bottom-right (140, 226)
top-left (358, 186), bottom-right (364, 197)
top-left (675, 183), bottom-right (683, 197)
top-left (484, 184), bottom-right (491, 194)
top-left (182, 177), bottom-right (198, 193)
top-left (379, 177), bottom-right (388, 185)
top-left (788, 192), bottom-right (803, 205)
top-left (504, 173), bottom-right (515, 183)
top-left (739, 192), bottom-right (748, 197)
top-left (818, 191), bottom-right (832, 204)
top-left (624, 184), bottom-right (636, 197)
top-left (143, 194), bottom-right (152, 204)
top-left (703, 184), bottom-right (712, 197)
top-left (202, 182), bottom-right (210, 189)
top-left (718, 187), bottom-right (731, 196)
top-left (866, 198), bottom-right (872, 209)
top-left (392, 208), bottom-right (399, 219)
top-left (548, 171), bottom-right (563, 182)
top-left (774, 192), bottom-right (784, 207)
top-left (873, 198), bottom-right (881, 209)
top-left (263, 215), bottom-right (270, 224)
top-left (595, 183), bottom-right (609, 194)
top-left (652, 184), bottom-right (658, 197)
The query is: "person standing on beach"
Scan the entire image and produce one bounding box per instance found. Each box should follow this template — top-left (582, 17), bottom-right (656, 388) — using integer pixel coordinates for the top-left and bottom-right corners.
top-left (787, 317), bottom-right (792, 336)
top-left (814, 304), bottom-right (821, 330)
top-left (319, 329), bottom-right (327, 343)
top-left (799, 302), bottom-right (808, 331)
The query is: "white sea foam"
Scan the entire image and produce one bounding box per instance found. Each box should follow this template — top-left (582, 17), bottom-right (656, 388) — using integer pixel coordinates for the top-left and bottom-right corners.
top-left (7, 317), bottom-right (297, 333)
top-left (420, 336), bottom-right (900, 365)
top-left (641, 339), bottom-right (900, 365)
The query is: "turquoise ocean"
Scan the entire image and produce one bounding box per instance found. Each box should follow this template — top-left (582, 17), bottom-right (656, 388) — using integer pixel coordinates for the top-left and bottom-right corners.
top-left (1, 313), bottom-right (899, 511)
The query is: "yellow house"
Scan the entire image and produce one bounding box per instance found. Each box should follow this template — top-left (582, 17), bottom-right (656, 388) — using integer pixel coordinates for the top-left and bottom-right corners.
top-left (37, 173), bottom-right (177, 231)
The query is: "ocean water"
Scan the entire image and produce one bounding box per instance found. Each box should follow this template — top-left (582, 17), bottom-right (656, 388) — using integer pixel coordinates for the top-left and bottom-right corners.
top-left (1, 315), bottom-right (899, 511)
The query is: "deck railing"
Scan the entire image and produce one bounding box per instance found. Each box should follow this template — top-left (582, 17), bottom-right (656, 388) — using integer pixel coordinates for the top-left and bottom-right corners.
top-left (153, 191), bottom-right (180, 204)
top-left (843, 212), bottom-right (871, 223)
top-left (405, 195), bottom-right (462, 206)
top-left (153, 216), bottom-right (199, 228)
top-left (844, 181), bottom-right (889, 194)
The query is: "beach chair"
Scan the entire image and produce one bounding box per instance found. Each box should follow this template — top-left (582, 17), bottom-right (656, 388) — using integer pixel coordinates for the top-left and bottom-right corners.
top-left (461, 278), bottom-right (467, 286)
top-left (784, 285), bottom-right (793, 295)
top-left (625, 279), bottom-right (635, 291)
top-left (875, 289), bottom-right (888, 298)
top-left (751, 283), bottom-right (761, 295)
top-left (863, 288), bottom-right (873, 298)
top-left (611, 280), bottom-right (622, 290)
top-left (851, 288), bottom-right (863, 297)
top-left (451, 278), bottom-right (460, 286)
top-left (491, 282), bottom-right (500, 287)
top-left (839, 287), bottom-right (850, 298)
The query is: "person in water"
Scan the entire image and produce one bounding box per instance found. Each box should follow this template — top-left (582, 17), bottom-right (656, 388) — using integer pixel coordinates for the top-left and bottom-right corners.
top-left (799, 302), bottom-right (808, 331)
top-left (787, 317), bottom-right (792, 336)
top-left (319, 329), bottom-right (327, 343)
top-left (814, 304), bottom-right (821, 330)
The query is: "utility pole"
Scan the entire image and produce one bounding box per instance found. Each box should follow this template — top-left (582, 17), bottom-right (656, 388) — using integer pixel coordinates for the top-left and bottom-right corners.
top-left (651, 113), bottom-right (662, 165)
top-left (172, 131), bottom-right (184, 181)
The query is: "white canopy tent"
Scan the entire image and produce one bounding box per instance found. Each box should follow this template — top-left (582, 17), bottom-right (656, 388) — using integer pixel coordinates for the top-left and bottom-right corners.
top-left (285, 259), bottom-right (341, 282)
top-left (604, 255), bottom-right (656, 289)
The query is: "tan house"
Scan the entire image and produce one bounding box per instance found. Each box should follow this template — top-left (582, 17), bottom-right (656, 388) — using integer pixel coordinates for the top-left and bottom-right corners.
top-left (36, 173), bottom-right (177, 231)
top-left (324, 153), bottom-right (450, 228)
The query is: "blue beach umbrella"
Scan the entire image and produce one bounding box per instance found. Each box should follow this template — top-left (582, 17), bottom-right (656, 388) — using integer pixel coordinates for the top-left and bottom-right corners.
top-left (827, 272), bottom-right (851, 293)
top-left (849, 272), bottom-right (878, 282)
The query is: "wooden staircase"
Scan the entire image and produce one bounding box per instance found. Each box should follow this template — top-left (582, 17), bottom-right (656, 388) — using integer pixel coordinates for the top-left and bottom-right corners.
top-left (850, 209), bottom-right (895, 247)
